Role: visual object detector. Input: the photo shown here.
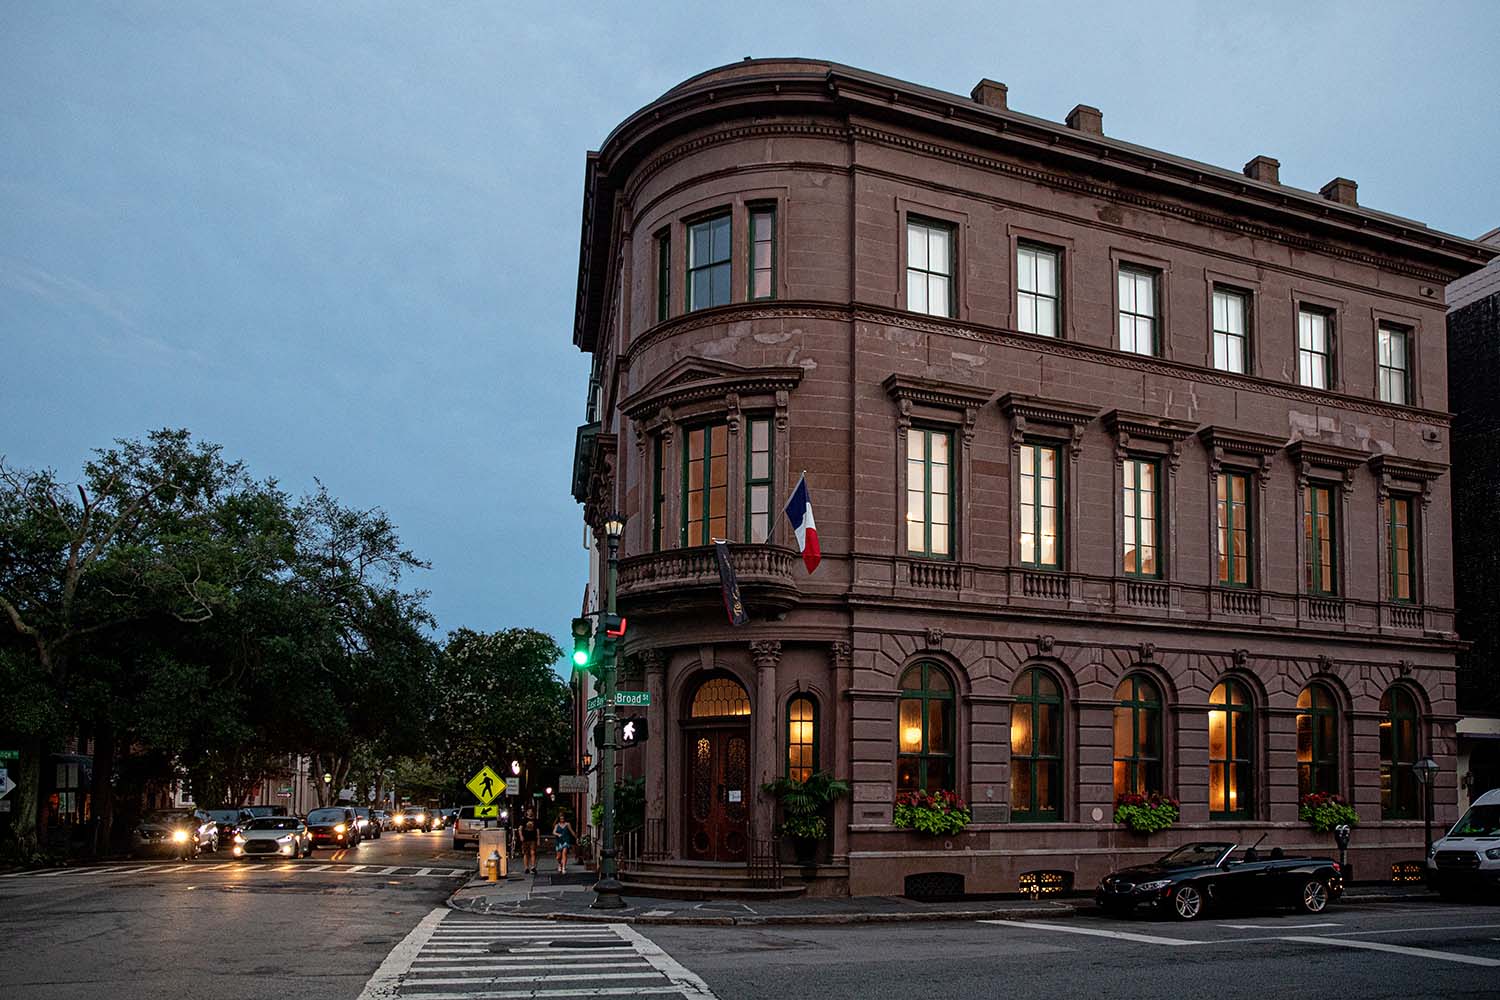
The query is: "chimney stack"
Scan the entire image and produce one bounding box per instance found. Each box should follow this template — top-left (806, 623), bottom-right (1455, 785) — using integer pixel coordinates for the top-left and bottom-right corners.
top-left (1243, 156), bottom-right (1280, 184)
top-left (1319, 177), bottom-right (1358, 207)
top-left (970, 79), bottom-right (1008, 111)
top-left (1065, 104), bottom-right (1103, 135)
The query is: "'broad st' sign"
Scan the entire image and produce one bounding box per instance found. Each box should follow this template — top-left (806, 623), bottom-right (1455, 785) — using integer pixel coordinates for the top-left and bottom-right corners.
top-left (586, 690), bottom-right (650, 711)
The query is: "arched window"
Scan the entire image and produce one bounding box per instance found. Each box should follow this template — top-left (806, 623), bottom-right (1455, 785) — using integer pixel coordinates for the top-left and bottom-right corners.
top-left (897, 662), bottom-right (955, 793)
top-left (1296, 684), bottom-right (1339, 797)
top-left (786, 695), bottom-right (818, 782)
top-left (1209, 679), bottom-right (1253, 819)
top-left (690, 676), bottom-right (751, 718)
top-left (1380, 686), bottom-right (1420, 819)
top-left (1113, 675), bottom-right (1163, 798)
top-left (1011, 668), bottom-right (1062, 821)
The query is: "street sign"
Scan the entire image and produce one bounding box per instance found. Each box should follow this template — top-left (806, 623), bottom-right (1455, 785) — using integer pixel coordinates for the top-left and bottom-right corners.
top-left (0, 768), bottom-right (14, 798)
top-left (466, 765), bottom-right (504, 804)
top-left (505, 778), bottom-right (519, 796)
top-left (0, 749), bottom-right (18, 761)
top-left (558, 774), bottom-right (588, 794)
top-left (587, 690), bottom-right (651, 711)
top-left (474, 804), bottom-right (499, 819)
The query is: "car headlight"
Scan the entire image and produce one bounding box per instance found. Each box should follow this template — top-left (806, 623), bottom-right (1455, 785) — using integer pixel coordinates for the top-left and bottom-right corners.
top-left (234, 834), bottom-right (247, 845)
top-left (172, 830), bottom-right (190, 843)
top-left (276, 835), bottom-right (293, 844)
top-left (334, 823), bottom-right (346, 833)
top-left (1485, 848), bottom-right (1500, 861)
top-left (1429, 845), bottom-right (1439, 859)
top-left (1136, 880), bottom-right (1172, 892)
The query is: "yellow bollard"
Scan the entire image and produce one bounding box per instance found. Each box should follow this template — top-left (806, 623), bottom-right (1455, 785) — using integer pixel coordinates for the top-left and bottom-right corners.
top-left (486, 850), bottom-right (501, 883)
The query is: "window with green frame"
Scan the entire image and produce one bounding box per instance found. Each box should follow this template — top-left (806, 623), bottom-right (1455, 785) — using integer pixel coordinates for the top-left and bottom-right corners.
top-left (1296, 683), bottom-right (1339, 797)
top-left (1010, 668), bottom-right (1062, 821)
top-left (1113, 675), bottom-right (1163, 798)
top-left (1303, 483), bottom-right (1338, 596)
top-left (905, 427), bottom-right (953, 558)
top-left (748, 205), bottom-right (776, 300)
top-left (746, 417), bottom-right (772, 543)
top-left (1122, 458), bottom-right (1160, 578)
top-left (786, 694), bottom-right (817, 782)
top-left (1389, 494), bottom-right (1415, 603)
top-left (1208, 679), bottom-right (1253, 819)
top-left (1380, 686), bottom-right (1419, 819)
top-left (1018, 442), bottom-right (1061, 570)
top-left (655, 228), bottom-right (671, 323)
top-left (897, 662), bottom-right (955, 793)
top-left (681, 424), bottom-right (728, 546)
top-left (687, 213), bottom-right (731, 311)
top-left (1216, 470), bottom-right (1252, 587)
top-left (651, 435), bottom-right (666, 552)
top-left (1377, 325), bottom-right (1410, 405)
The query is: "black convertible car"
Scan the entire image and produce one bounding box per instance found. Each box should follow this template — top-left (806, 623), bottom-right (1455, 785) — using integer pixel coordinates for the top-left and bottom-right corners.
top-left (1096, 841), bottom-right (1343, 921)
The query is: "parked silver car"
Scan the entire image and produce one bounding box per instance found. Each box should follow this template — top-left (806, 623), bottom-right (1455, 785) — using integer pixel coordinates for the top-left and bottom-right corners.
top-left (232, 816), bottom-right (313, 859)
top-left (133, 809), bottom-right (219, 858)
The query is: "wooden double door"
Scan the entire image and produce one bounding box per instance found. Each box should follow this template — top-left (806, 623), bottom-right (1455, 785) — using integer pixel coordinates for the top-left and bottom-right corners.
top-left (682, 726), bottom-right (750, 862)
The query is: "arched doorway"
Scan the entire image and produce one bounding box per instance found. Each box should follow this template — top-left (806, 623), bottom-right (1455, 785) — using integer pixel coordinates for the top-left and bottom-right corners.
top-left (682, 675), bottom-right (752, 862)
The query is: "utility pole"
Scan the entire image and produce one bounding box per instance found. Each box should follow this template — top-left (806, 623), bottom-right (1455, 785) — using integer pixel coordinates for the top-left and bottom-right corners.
top-left (591, 513), bottom-right (626, 909)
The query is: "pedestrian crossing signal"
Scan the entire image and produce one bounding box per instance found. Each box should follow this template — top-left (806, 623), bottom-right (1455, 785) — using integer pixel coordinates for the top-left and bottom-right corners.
top-left (619, 715), bottom-right (648, 746)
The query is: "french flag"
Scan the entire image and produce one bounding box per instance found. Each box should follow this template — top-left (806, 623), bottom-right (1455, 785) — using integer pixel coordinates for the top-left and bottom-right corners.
top-left (783, 474), bottom-right (821, 573)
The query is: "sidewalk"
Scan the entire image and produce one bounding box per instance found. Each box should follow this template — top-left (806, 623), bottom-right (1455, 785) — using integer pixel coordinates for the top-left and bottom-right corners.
top-left (448, 859), bottom-right (1437, 926)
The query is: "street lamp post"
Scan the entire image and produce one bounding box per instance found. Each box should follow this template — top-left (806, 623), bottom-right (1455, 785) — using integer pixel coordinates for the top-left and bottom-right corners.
top-left (1412, 756), bottom-right (1440, 861)
top-left (592, 513), bottom-right (627, 910)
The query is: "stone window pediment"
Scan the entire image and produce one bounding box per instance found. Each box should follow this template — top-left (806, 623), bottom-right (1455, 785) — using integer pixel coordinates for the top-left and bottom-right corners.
top-left (883, 373), bottom-right (992, 438)
top-left (1105, 409), bottom-right (1198, 465)
top-left (1288, 440), bottom-right (1368, 491)
top-left (1199, 425), bottom-right (1285, 484)
top-left (1369, 453), bottom-right (1445, 508)
top-left (999, 392), bottom-right (1098, 455)
top-left (622, 358), bottom-right (803, 422)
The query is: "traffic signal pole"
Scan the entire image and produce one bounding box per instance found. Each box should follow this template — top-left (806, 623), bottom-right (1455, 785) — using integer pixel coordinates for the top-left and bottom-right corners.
top-left (591, 519), bottom-right (626, 909)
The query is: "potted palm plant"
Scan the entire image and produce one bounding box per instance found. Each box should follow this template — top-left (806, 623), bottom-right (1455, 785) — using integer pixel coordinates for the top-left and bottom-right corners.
top-left (761, 770), bottom-right (850, 865)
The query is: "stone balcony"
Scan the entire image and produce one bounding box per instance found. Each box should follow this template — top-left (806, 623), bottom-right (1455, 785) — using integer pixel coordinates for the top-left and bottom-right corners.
top-left (616, 544), bottom-right (801, 617)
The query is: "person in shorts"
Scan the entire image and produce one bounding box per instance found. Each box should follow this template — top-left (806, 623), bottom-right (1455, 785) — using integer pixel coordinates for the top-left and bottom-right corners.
top-left (552, 810), bottom-right (576, 875)
top-left (521, 809), bottom-right (539, 874)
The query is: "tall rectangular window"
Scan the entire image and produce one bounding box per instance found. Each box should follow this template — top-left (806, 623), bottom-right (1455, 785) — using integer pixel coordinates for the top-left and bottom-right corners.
top-left (682, 424), bottom-right (728, 546)
top-left (652, 436), bottom-right (665, 552)
top-left (1298, 308), bottom-right (1332, 389)
top-left (655, 229), bottom-right (671, 323)
top-left (1017, 244), bottom-right (1060, 337)
top-left (1389, 495), bottom-right (1414, 602)
top-left (906, 217), bottom-right (955, 318)
top-left (1304, 483), bottom-right (1338, 595)
top-left (1212, 287), bottom-right (1249, 374)
top-left (1216, 471), bottom-right (1251, 587)
top-left (1378, 325), bottom-right (1410, 405)
top-left (1121, 458), bottom-right (1160, 577)
top-left (748, 206), bottom-right (776, 301)
top-left (1117, 265), bottom-right (1158, 356)
top-left (1018, 442), bottom-right (1061, 569)
top-left (906, 428), bottom-right (952, 558)
top-left (687, 214), bottom-right (731, 311)
top-left (746, 418), bottom-right (773, 543)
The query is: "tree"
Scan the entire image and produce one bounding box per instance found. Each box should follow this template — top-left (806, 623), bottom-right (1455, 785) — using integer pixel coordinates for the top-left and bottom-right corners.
top-left (433, 628), bottom-right (570, 794)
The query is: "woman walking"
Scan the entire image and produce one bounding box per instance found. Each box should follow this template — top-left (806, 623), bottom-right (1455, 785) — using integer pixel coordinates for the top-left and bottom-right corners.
top-left (520, 808), bottom-right (540, 874)
top-left (552, 810), bottom-right (576, 875)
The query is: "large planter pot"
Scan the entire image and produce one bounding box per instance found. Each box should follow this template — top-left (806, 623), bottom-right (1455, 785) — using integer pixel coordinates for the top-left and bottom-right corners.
top-left (792, 836), bottom-right (820, 866)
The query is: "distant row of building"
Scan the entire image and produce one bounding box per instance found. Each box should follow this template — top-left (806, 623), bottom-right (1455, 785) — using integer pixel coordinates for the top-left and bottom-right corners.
top-left (568, 59), bottom-right (1499, 896)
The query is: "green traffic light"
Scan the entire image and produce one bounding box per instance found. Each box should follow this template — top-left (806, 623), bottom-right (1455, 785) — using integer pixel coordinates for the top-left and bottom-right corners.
top-left (573, 648), bottom-right (589, 668)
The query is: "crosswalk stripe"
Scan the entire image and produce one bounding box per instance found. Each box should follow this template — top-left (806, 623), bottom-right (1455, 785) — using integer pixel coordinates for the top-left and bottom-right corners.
top-left (406, 962), bottom-right (651, 974)
top-left (399, 989), bottom-right (684, 999)
top-left (374, 866), bottom-right (401, 874)
top-left (405, 973), bottom-right (667, 987)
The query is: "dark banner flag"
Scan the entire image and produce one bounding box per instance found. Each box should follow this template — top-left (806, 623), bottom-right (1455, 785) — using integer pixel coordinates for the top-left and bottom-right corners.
top-left (714, 540), bottom-right (748, 626)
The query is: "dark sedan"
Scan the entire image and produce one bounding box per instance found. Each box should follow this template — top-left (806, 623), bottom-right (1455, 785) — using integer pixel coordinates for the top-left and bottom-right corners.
top-left (305, 806), bottom-right (361, 850)
top-left (1096, 841), bottom-right (1343, 921)
top-left (132, 809), bottom-right (219, 858)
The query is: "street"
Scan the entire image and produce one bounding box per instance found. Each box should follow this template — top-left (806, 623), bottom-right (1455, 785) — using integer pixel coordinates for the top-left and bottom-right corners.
top-left (11, 838), bottom-right (1499, 1000)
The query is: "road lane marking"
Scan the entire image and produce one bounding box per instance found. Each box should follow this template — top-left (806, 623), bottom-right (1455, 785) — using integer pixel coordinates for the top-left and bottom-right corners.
top-left (1281, 935), bottom-right (1500, 967)
top-left (407, 962), bottom-right (651, 973)
top-left (617, 924), bottom-right (720, 1000)
top-left (405, 972), bottom-right (668, 987)
top-left (1326, 923), bottom-right (1500, 938)
top-left (356, 906), bottom-right (447, 1000)
top-left (1222, 922), bottom-right (1340, 929)
top-left (398, 990), bottom-right (683, 999)
top-left (413, 867), bottom-right (434, 876)
top-left (302, 864), bottom-right (331, 871)
top-left (980, 919), bottom-right (1202, 947)
top-left (412, 951), bottom-right (638, 963)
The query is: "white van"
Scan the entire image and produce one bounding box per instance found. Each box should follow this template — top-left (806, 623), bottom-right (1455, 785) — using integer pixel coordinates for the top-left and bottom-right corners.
top-left (1427, 787), bottom-right (1500, 898)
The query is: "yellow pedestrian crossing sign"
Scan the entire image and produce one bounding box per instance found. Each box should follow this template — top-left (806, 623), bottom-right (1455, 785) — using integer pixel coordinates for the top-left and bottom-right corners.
top-left (475, 804), bottom-right (499, 819)
top-left (467, 765), bottom-right (504, 804)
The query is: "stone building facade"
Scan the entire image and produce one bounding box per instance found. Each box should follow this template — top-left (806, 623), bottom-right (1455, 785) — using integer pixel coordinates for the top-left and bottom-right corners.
top-left (569, 59), bottom-right (1495, 895)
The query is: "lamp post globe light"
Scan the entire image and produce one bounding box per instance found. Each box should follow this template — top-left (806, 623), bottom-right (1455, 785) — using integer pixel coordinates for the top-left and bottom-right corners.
top-left (511, 760), bottom-right (521, 776)
top-left (1412, 756), bottom-right (1440, 860)
top-left (592, 512), bottom-right (627, 909)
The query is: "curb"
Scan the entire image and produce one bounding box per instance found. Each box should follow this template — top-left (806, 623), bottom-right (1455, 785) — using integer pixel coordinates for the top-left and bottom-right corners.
top-left (445, 889), bottom-right (1076, 926)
